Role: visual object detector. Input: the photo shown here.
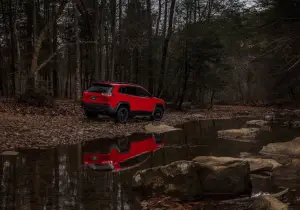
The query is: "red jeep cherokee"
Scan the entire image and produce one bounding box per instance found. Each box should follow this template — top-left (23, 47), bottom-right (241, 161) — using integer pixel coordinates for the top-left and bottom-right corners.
top-left (81, 82), bottom-right (165, 123)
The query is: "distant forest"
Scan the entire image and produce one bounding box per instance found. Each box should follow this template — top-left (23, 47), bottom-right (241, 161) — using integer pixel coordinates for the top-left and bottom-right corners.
top-left (0, 0), bottom-right (299, 107)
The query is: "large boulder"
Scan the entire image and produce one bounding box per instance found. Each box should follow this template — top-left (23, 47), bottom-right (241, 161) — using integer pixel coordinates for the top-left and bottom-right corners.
top-left (252, 195), bottom-right (288, 210)
top-left (246, 120), bottom-right (269, 127)
top-left (260, 137), bottom-right (300, 156)
top-left (217, 128), bottom-right (260, 142)
top-left (132, 160), bottom-right (252, 200)
top-left (193, 156), bottom-right (281, 174)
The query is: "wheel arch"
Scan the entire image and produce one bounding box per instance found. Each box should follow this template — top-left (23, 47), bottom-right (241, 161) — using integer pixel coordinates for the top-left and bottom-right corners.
top-left (155, 103), bottom-right (164, 111)
top-left (116, 102), bottom-right (131, 111)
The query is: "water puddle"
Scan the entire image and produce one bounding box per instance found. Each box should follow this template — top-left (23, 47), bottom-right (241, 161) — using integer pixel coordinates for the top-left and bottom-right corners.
top-left (1, 118), bottom-right (300, 209)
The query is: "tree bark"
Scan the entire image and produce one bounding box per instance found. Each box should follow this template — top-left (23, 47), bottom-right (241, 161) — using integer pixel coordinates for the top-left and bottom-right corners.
top-left (110, 0), bottom-right (117, 81)
top-left (157, 0), bottom-right (176, 97)
top-left (155, 0), bottom-right (162, 36)
top-left (146, 0), bottom-right (154, 93)
top-left (100, 0), bottom-right (106, 81)
top-left (178, 43), bottom-right (189, 109)
top-left (52, 0), bottom-right (58, 97)
top-left (9, 0), bottom-right (16, 96)
top-left (94, 0), bottom-right (100, 81)
top-left (75, 6), bottom-right (82, 101)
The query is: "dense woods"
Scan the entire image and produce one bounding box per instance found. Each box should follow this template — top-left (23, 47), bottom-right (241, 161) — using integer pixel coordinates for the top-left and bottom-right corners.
top-left (0, 0), bottom-right (300, 107)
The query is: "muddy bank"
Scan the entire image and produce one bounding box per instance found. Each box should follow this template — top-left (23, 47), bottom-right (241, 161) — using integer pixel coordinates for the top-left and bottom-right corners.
top-left (0, 101), bottom-right (273, 150)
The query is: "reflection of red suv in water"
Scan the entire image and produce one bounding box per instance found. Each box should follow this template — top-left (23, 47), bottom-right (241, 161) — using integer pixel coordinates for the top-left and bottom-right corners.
top-left (81, 82), bottom-right (165, 123)
top-left (83, 134), bottom-right (165, 171)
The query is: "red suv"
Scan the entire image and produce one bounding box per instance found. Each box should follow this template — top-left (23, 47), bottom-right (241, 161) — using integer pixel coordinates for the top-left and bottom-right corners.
top-left (81, 82), bottom-right (165, 123)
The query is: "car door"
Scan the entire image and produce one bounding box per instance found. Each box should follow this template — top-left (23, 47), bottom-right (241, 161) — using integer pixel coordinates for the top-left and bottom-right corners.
top-left (135, 87), bottom-right (155, 113)
top-left (117, 86), bottom-right (134, 110)
top-left (118, 86), bottom-right (139, 111)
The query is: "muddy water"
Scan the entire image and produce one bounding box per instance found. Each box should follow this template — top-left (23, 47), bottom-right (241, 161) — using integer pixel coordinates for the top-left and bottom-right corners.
top-left (1, 118), bottom-right (300, 210)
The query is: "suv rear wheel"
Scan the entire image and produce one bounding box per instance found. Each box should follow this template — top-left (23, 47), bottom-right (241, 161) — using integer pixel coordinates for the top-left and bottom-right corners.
top-left (151, 106), bottom-right (164, 121)
top-left (85, 111), bottom-right (98, 119)
top-left (116, 106), bottom-right (129, 123)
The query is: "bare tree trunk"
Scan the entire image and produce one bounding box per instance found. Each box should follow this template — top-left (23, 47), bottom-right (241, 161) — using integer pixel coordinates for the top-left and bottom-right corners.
top-left (105, 25), bottom-right (110, 80)
top-left (178, 42), bottom-right (189, 109)
top-left (146, 0), bottom-right (154, 93)
top-left (0, 49), bottom-right (3, 96)
top-left (162, 0), bottom-right (168, 38)
top-left (110, 0), bottom-right (117, 81)
top-left (157, 0), bottom-right (176, 97)
top-left (100, 0), bottom-right (106, 81)
top-left (155, 0), bottom-right (162, 36)
top-left (9, 0), bottom-right (16, 96)
top-left (13, 0), bottom-right (21, 94)
top-left (75, 6), bottom-right (82, 101)
top-left (118, 0), bottom-right (124, 81)
top-left (52, 0), bottom-right (58, 97)
top-left (94, 0), bottom-right (100, 81)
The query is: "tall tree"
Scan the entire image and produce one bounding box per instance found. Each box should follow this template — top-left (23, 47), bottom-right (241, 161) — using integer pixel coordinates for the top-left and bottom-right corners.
top-left (75, 5), bottom-right (82, 101)
top-left (146, 0), bottom-right (154, 93)
top-left (110, 0), bottom-right (117, 81)
top-left (157, 0), bottom-right (176, 97)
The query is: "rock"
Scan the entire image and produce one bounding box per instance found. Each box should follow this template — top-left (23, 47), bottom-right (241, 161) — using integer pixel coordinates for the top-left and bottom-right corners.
top-left (252, 195), bottom-right (288, 210)
top-left (1, 151), bottom-right (19, 156)
top-left (264, 114), bottom-right (275, 122)
top-left (193, 156), bottom-right (282, 174)
top-left (144, 123), bottom-right (181, 134)
top-left (294, 110), bottom-right (300, 117)
top-left (260, 137), bottom-right (300, 156)
top-left (284, 121), bottom-right (300, 128)
top-left (246, 120), bottom-right (269, 127)
top-left (132, 161), bottom-right (203, 200)
top-left (260, 125), bottom-right (272, 132)
top-left (273, 159), bottom-right (300, 189)
top-left (132, 160), bottom-right (252, 200)
top-left (217, 128), bottom-right (260, 141)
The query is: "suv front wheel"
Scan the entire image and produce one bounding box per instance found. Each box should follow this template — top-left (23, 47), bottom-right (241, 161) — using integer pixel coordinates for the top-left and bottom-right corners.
top-left (151, 107), bottom-right (164, 121)
top-left (116, 106), bottom-right (129, 123)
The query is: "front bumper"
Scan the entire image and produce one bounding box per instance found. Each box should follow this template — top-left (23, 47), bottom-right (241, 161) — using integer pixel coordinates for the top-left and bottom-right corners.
top-left (81, 102), bottom-right (116, 115)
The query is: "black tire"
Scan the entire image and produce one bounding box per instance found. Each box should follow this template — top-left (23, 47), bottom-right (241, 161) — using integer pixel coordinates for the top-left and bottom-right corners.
top-left (117, 138), bottom-right (130, 153)
top-left (85, 111), bottom-right (98, 119)
top-left (151, 106), bottom-right (164, 121)
top-left (116, 106), bottom-right (129, 123)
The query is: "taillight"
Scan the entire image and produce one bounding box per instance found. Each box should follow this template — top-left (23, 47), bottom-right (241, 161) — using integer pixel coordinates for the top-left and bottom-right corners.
top-left (101, 93), bottom-right (112, 97)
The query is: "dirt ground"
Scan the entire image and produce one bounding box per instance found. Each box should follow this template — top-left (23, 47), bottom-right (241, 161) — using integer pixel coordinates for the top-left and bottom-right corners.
top-left (0, 99), bottom-right (273, 151)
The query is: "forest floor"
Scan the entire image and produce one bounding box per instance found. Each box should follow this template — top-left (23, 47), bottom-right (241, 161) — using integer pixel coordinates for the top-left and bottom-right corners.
top-left (0, 99), bottom-right (274, 150)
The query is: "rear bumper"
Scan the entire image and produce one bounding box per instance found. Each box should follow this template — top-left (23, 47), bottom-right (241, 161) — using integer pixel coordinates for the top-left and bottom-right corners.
top-left (81, 102), bottom-right (116, 115)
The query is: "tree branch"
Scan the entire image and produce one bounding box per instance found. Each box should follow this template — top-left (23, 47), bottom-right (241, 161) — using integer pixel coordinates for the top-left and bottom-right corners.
top-left (36, 41), bottom-right (98, 72)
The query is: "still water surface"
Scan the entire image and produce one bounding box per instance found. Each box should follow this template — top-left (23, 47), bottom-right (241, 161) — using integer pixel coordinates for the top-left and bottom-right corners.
top-left (1, 118), bottom-right (300, 210)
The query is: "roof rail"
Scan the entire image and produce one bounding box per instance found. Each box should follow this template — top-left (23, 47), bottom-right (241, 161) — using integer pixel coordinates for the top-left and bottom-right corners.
top-left (92, 81), bottom-right (140, 86)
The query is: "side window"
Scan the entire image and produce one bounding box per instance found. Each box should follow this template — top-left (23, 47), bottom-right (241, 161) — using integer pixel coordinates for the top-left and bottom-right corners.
top-left (119, 87), bottom-right (127, 94)
top-left (126, 87), bottom-right (137, 96)
top-left (136, 87), bottom-right (151, 97)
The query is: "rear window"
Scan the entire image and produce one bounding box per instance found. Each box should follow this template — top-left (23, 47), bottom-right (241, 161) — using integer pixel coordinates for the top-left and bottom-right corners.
top-left (87, 84), bottom-right (113, 93)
